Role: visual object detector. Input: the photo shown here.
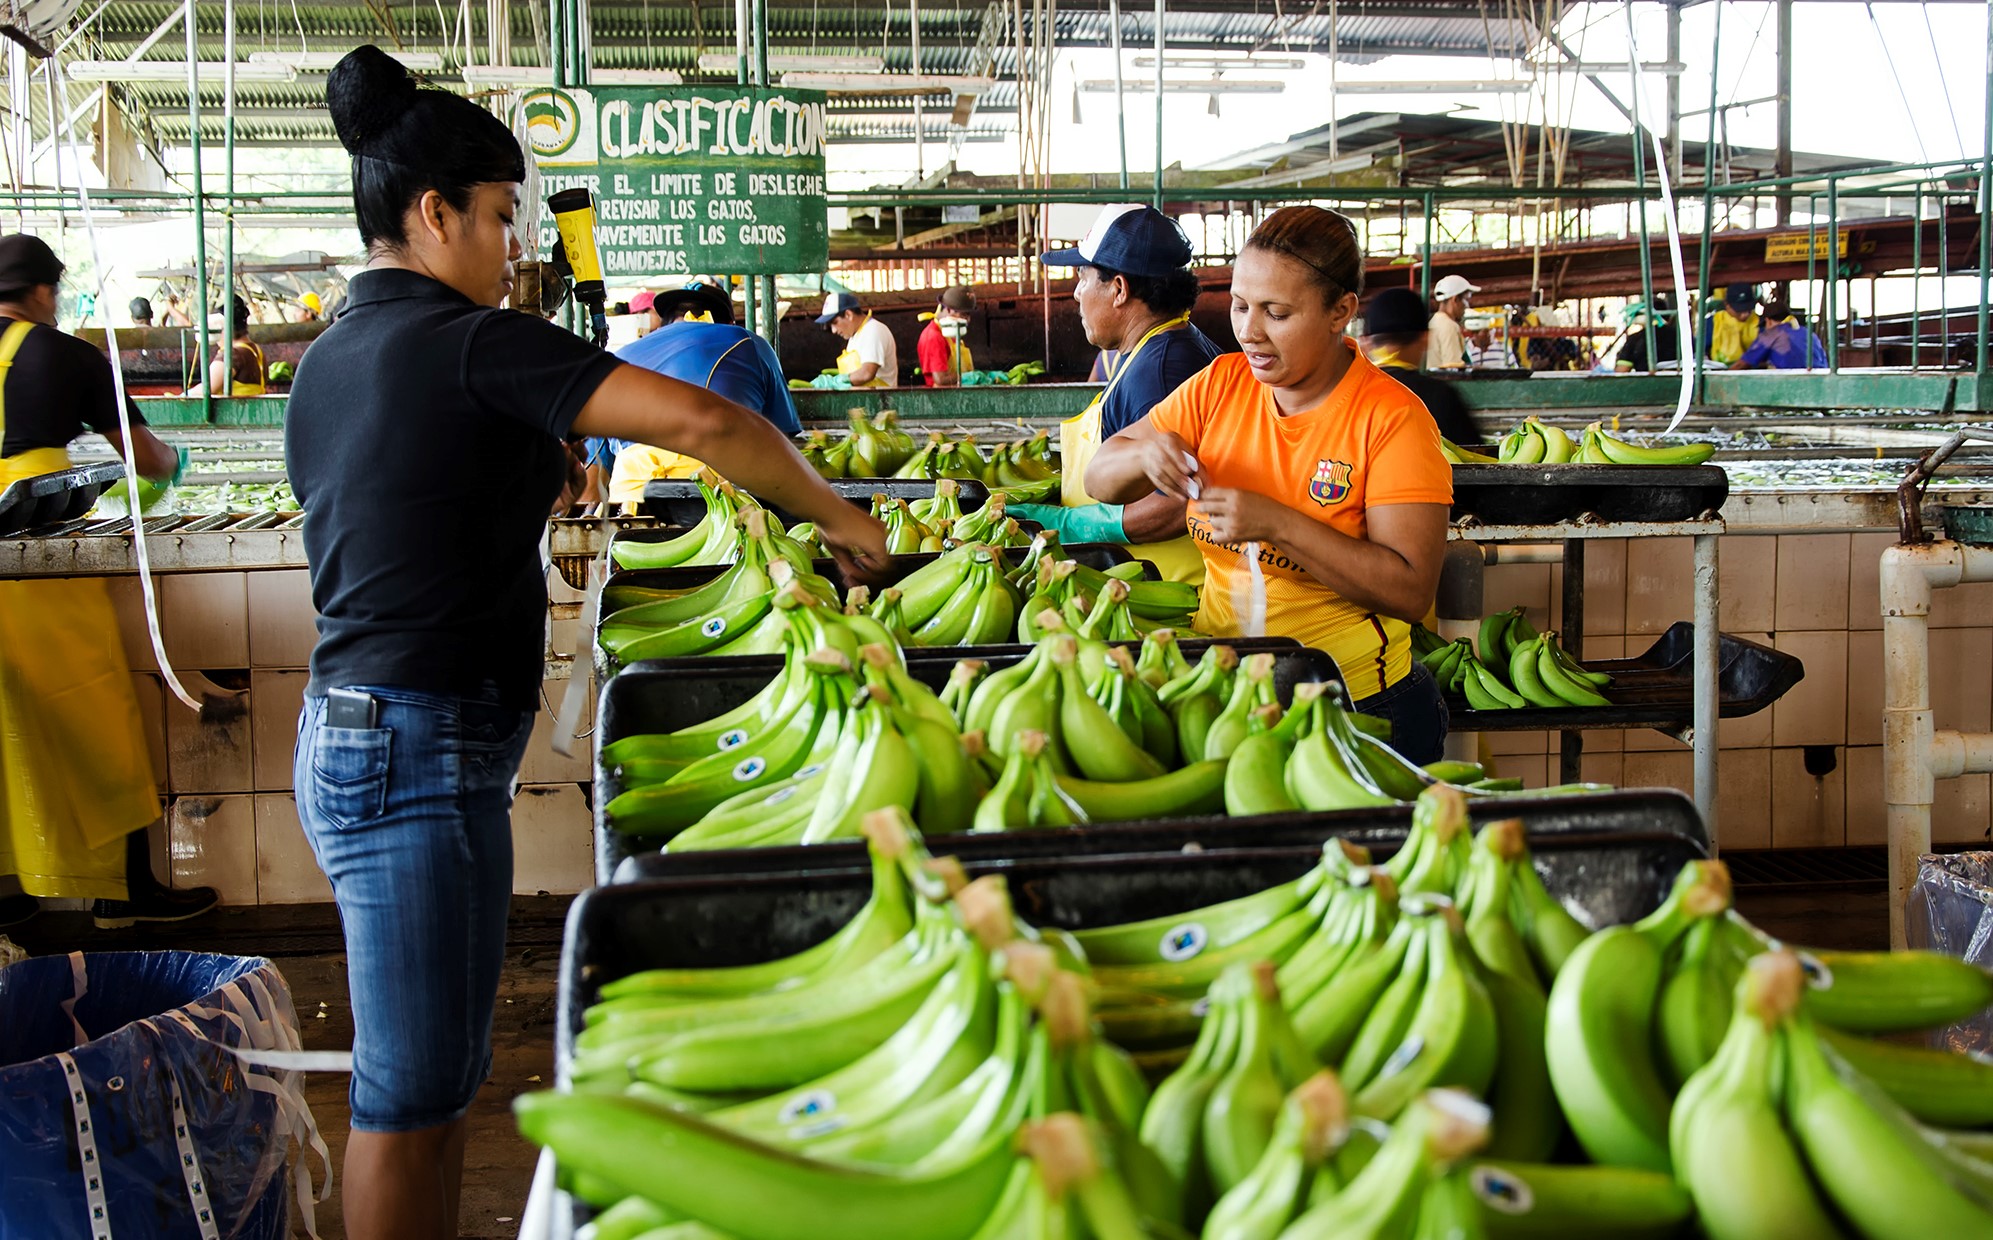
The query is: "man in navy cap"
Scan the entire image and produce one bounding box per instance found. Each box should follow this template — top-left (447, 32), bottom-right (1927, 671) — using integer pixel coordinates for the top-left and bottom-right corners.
top-left (1016, 205), bottom-right (1222, 583)
top-left (1700, 283), bottom-right (1761, 367)
top-left (816, 290), bottom-right (899, 387)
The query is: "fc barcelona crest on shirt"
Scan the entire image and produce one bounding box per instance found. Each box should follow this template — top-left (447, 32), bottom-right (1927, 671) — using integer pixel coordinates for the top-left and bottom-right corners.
top-left (1308, 458), bottom-right (1354, 506)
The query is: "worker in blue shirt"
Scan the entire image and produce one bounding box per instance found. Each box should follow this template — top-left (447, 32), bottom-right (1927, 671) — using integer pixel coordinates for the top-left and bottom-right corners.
top-left (607, 284), bottom-right (803, 504)
top-left (1732, 299), bottom-right (1828, 370)
top-left (1015, 204), bottom-right (1222, 583)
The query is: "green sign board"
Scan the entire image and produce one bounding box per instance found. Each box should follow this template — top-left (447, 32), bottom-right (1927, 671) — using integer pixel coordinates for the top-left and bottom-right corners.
top-left (523, 84), bottom-right (830, 279)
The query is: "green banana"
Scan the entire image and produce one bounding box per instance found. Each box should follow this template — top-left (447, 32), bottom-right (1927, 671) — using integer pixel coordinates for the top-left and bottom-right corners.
top-left (1584, 422), bottom-right (1717, 466)
top-left (1543, 860), bottom-right (1731, 1172)
top-left (1477, 611), bottom-right (1517, 670)
top-left (1138, 972), bottom-right (1240, 1217)
top-left (1352, 904), bottom-right (1499, 1122)
top-left (1204, 1071), bottom-right (1350, 1240)
top-left (1653, 918), bottom-right (1734, 1089)
top-left (1225, 717), bottom-right (1300, 816)
top-left (1075, 874), bottom-right (1310, 967)
top-left (1463, 1162), bottom-right (1692, 1239)
top-left (1202, 963), bottom-right (1303, 1195)
top-left (1721, 912), bottom-right (1993, 1032)
top-left (1053, 760), bottom-right (1227, 821)
top-left (1668, 950), bottom-right (1853, 1240)
top-left (1533, 637), bottom-right (1611, 708)
top-left (1816, 1024), bottom-right (1993, 1128)
top-left (1279, 1090), bottom-right (1491, 1240)
top-left (1051, 635), bottom-right (1166, 782)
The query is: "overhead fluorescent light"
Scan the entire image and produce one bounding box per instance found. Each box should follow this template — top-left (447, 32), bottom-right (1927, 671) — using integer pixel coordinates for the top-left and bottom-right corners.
top-left (249, 50), bottom-right (444, 71)
top-left (697, 51), bottom-right (884, 73)
top-left (1079, 79), bottom-right (1284, 94)
top-left (1331, 80), bottom-right (1533, 94)
top-left (65, 60), bottom-right (297, 82)
top-left (780, 72), bottom-right (992, 96)
top-left (461, 66), bottom-right (684, 87)
top-left (1130, 55), bottom-right (1304, 71)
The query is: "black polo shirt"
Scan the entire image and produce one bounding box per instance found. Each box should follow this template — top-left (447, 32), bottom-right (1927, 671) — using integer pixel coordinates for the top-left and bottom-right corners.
top-left (1373, 363), bottom-right (1483, 448)
top-left (0, 315), bottom-right (145, 458)
top-left (286, 268), bottom-right (620, 709)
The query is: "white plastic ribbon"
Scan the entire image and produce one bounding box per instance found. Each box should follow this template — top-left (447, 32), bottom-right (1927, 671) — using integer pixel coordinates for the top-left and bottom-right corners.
top-left (1624, 1), bottom-right (1696, 433)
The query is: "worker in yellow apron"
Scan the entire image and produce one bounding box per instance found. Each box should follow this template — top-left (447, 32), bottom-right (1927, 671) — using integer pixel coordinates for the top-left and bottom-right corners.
top-left (1015, 204), bottom-right (1223, 584)
top-left (0, 233), bottom-right (214, 929)
top-left (817, 291), bottom-right (899, 387)
top-left (1701, 283), bottom-right (1761, 367)
top-left (916, 286), bottom-right (977, 386)
top-left (184, 295), bottom-right (269, 395)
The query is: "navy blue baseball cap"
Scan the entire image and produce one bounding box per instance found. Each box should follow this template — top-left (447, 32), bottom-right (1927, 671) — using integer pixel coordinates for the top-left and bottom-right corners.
top-left (1040, 205), bottom-right (1194, 278)
top-left (816, 291), bottom-right (863, 324)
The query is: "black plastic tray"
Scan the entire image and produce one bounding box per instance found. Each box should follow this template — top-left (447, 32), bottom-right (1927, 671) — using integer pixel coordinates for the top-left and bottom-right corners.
top-left (0, 461), bottom-right (124, 535)
top-left (593, 638), bottom-right (1339, 882)
top-left (610, 788), bottom-right (1708, 883)
top-left (1443, 622), bottom-right (1804, 731)
top-left (640, 477), bottom-right (993, 526)
top-left (560, 821), bottom-right (1707, 1078)
top-left (1449, 463), bottom-right (1728, 525)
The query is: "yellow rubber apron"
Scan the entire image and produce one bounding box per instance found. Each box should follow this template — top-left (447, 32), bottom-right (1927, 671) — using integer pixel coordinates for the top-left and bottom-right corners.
top-left (835, 314), bottom-right (891, 388)
top-left (229, 339), bottom-right (268, 396)
top-left (0, 319), bottom-right (161, 899)
top-left (1060, 315), bottom-right (1205, 584)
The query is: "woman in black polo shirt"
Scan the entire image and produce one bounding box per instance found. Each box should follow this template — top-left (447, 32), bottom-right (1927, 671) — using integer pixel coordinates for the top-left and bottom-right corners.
top-left (287, 47), bottom-right (888, 1239)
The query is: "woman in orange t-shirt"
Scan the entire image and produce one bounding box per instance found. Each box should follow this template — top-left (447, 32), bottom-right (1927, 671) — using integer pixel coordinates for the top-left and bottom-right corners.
top-left (1085, 205), bottom-right (1454, 760)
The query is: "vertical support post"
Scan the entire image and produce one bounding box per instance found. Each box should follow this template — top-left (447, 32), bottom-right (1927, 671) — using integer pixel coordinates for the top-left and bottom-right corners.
top-left (1693, 0), bottom-right (1722, 404)
top-left (551, 0), bottom-right (566, 87)
top-left (734, 0), bottom-right (755, 341)
top-left (754, 0), bottom-right (777, 352)
top-left (43, 63), bottom-right (63, 250)
top-left (910, 0), bottom-right (924, 181)
top-left (185, 0), bottom-right (212, 422)
top-left (1979, 0), bottom-right (1992, 376)
top-left (1108, 0), bottom-right (1128, 190)
top-left (1560, 540), bottom-right (1585, 786)
top-left (1827, 176), bottom-right (1839, 372)
top-left (1774, 0), bottom-right (1794, 228)
top-left (1155, 0), bottom-right (1163, 209)
top-left (1626, 49), bottom-right (1655, 359)
top-left (1665, 0), bottom-right (1681, 183)
top-left (1913, 182), bottom-right (1923, 370)
top-left (1693, 532), bottom-right (1721, 843)
top-left (224, 0), bottom-right (237, 386)
top-left (1420, 191), bottom-right (1433, 302)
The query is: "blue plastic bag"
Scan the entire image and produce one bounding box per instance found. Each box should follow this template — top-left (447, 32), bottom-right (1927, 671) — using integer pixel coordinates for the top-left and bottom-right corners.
top-left (0, 951), bottom-right (330, 1239)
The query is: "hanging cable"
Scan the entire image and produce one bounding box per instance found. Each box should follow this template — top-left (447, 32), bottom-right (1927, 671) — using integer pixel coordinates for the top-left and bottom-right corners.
top-left (49, 60), bottom-right (203, 711)
top-left (1867, 3), bottom-right (1929, 163)
top-left (1925, 6), bottom-right (1969, 158)
top-left (1623, 0), bottom-right (1693, 433)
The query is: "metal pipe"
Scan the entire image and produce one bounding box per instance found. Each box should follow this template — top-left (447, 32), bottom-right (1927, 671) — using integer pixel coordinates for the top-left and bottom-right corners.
top-left (1665, 1), bottom-right (1681, 183)
top-left (753, 0), bottom-right (777, 353)
top-left (910, 0), bottom-right (924, 181)
top-left (1420, 191), bottom-right (1433, 302)
top-left (550, 0), bottom-right (565, 88)
top-left (1693, 0), bottom-right (1722, 404)
top-left (1155, 0), bottom-right (1163, 210)
top-left (1913, 183), bottom-right (1923, 370)
top-left (1776, 0), bottom-right (1793, 225)
top-left (224, 0), bottom-right (237, 393)
top-left (185, 0), bottom-right (211, 421)
top-left (1692, 532), bottom-right (1720, 840)
top-left (1625, 27), bottom-right (1654, 369)
top-left (1827, 176), bottom-right (1839, 372)
top-left (1980, 0), bottom-right (1992, 376)
top-left (1107, 0), bottom-right (1128, 190)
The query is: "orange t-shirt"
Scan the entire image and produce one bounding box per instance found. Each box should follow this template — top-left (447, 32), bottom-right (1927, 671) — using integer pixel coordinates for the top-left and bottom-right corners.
top-left (1144, 343), bottom-right (1453, 698)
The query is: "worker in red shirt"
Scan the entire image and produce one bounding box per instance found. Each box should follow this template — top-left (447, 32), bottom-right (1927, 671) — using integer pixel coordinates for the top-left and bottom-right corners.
top-left (916, 286), bottom-right (977, 386)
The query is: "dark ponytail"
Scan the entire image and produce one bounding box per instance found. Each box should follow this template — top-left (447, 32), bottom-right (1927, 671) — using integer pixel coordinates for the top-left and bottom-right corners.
top-left (1242, 206), bottom-right (1365, 307)
top-left (327, 46), bottom-right (527, 251)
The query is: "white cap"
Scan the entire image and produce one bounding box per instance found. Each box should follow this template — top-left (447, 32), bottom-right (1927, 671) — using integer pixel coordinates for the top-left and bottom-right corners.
top-left (1433, 274), bottom-right (1481, 300)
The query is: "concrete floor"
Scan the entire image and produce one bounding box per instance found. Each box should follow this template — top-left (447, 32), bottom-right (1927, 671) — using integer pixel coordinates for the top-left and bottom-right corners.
top-left (4, 881), bottom-right (1890, 1240)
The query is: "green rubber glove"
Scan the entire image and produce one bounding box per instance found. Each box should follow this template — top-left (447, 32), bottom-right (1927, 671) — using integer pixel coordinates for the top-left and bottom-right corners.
top-left (166, 444), bottom-right (191, 487)
top-left (1008, 502), bottom-right (1127, 544)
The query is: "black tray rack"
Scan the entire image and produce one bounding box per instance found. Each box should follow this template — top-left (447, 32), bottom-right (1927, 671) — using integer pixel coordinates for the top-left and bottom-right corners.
top-left (0, 462), bottom-right (124, 536)
top-left (640, 477), bottom-right (994, 526)
top-left (1442, 622), bottom-right (1804, 732)
top-left (593, 637), bottom-right (1339, 882)
top-left (560, 819), bottom-right (1708, 1079)
top-left (1449, 463), bottom-right (1728, 526)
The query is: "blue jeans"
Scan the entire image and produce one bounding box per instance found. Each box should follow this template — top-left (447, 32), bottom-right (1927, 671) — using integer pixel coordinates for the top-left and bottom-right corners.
top-left (294, 683), bottom-right (533, 1133)
top-left (1354, 661), bottom-right (1449, 766)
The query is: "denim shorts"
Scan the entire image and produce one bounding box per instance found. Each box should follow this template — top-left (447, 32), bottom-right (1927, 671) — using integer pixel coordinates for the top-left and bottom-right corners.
top-left (1354, 661), bottom-right (1449, 766)
top-left (294, 683), bottom-right (533, 1133)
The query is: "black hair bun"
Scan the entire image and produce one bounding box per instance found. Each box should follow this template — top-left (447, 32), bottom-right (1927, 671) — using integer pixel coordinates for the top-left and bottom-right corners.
top-left (328, 45), bottom-right (418, 156)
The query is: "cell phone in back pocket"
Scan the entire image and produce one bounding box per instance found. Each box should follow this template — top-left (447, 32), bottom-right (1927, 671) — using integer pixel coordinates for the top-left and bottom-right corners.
top-left (326, 687), bottom-right (379, 729)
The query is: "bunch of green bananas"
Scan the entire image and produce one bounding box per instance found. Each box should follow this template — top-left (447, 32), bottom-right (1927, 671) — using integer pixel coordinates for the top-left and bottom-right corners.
top-left (1572, 422), bottom-right (1718, 466)
top-left (1672, 949), bottom-right (1993, 1240)
top-left (947, 494), bottom-right (1035, 549)
top-left (1438, 437), bottom-right (1500, 465)
top-left (598, 513), bottom-right (839, 665)
top-left (872, 542), bottom-right (1026, 646)
top-left (1418, 609), bottom-right (1613, 711)
top-left (524, 813), bottom-right (1183, 1239)
top-left (1496, 417), bottom-right (1579, 465)
top-left (612, 473), bottom-right (763, 571)
top-left (880, 494), bottom-right (949, 554)
top-left (1545, 855), bottom-right (1993, 1188)
top-left (893, 432), bottom-right (992, 483)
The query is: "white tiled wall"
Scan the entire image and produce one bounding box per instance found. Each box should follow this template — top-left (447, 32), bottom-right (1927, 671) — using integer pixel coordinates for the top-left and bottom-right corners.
top-left (108, 569), bottom-right (596, 905)
top-left (1481, 534), bottom-right (1993, 851)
